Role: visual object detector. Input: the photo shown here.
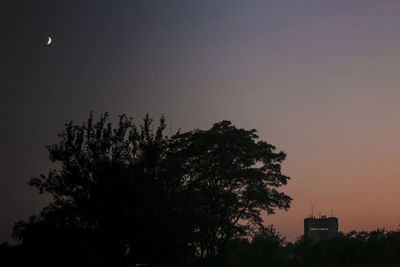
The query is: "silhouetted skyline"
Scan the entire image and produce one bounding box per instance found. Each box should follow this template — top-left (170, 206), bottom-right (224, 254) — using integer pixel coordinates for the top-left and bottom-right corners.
top-left (3, 0), bottom-right (400, 243)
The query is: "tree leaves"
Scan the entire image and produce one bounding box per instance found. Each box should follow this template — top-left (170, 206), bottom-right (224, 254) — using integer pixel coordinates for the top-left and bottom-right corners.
top-left (16, 113), bottom-right (292, 265)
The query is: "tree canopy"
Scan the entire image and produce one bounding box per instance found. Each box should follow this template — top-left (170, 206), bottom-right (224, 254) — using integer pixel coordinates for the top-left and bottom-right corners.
top-left (167, 120), bottom-right (291, 259)
top-left (13, 113), bottom-right (292, 267)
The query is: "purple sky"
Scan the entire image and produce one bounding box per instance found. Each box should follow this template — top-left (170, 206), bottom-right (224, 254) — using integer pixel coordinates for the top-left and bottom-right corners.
top-left (3, 0), bottom-right (400, 242)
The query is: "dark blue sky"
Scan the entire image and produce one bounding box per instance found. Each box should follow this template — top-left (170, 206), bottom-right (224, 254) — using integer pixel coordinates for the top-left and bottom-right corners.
top-left (3, 0), bottom-right (400, 242)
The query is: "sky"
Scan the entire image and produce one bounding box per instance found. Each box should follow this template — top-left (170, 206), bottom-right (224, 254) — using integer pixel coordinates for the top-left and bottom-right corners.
top-left (2, 0), bottom-right (400, 243)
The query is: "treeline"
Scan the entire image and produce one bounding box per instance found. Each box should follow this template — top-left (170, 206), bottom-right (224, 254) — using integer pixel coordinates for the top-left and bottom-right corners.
top-left (4, 113), bottom-right (396, 266)
top-left (219, 227), bottom-right (400, 266)
top-left (2, 226), bottom-right (400, 266)
top-left (290, 228), bottom-right (400, 266)
top-left (0, 113), bottom-right (292, 267)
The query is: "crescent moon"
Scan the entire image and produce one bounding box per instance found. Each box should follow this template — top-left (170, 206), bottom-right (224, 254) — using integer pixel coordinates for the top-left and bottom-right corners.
top-left (47, 37), bottom-right (52, 45)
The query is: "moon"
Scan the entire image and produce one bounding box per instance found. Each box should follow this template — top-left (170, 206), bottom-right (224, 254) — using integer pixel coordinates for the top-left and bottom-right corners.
top-left (47, 37), bottom-right (52, 45)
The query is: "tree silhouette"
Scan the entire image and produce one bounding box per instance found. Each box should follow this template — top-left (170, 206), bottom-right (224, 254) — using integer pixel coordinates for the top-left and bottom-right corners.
top-left (13, 114), bottom-right (292, 266)
top-left (166, 121), bottom-right (292, 261)
top-left (15, 113), bottom-right (171, 266)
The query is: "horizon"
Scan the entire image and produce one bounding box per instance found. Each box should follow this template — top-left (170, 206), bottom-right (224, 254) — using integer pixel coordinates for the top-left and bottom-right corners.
top-left (3, 0), bottom-right (400, 243)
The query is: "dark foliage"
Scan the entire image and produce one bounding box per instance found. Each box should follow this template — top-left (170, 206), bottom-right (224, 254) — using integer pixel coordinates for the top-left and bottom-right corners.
top-left (8, 113), bottom-right (291, 267)
top-left (290, 228), bottom-right (400, 267)
top-left (167, 121), bottom-right (292, 259)
top-left (4, 112), bottom-right (400, 266)
top-left (200, 227), bottom-right (400, 267)
top-left (218, 225), bottom-right (289, 267)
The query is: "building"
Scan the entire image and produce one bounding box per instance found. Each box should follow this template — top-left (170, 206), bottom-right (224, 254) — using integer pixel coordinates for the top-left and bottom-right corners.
top-left (304, 215), bottom-right (338, 241)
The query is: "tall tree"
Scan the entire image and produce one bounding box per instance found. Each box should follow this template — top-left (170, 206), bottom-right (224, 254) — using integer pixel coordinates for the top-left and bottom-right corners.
top-left (167, 121), bottom-right (292, 260)
top-left (15, 113), bottom-right (170, 266)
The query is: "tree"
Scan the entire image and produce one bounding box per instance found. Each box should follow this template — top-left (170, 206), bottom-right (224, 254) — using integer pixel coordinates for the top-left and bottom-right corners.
top-left (166, 121), bottom-right (292, 261)
top-left (15, 113), bottom-right (172, 266)
top-left (14, 114), bottom-right (292, 266)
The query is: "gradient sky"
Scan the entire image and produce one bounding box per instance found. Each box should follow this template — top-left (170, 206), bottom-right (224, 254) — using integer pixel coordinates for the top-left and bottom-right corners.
top-left (3, 0), bottom-right (400, 243)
